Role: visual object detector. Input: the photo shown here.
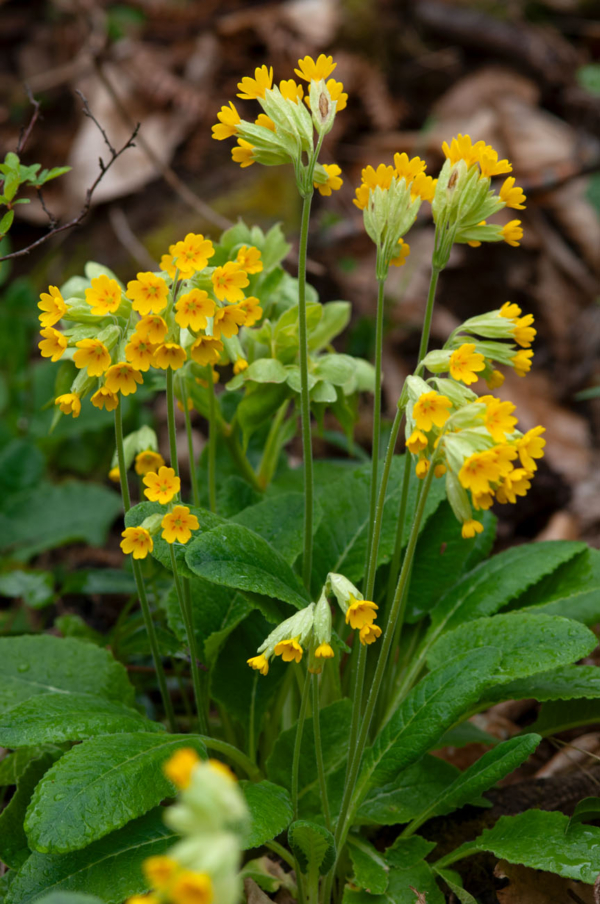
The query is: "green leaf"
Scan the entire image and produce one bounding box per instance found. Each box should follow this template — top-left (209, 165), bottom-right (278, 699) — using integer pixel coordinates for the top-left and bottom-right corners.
top-left (385, 836), bottom-right (437, 869)
top-left (125, 502), bottom-right (222, 579)
top-left (25, 733), bottom-right (206, 854)
top-left (0, 751), bottom-right (61, 868)
top-left (358, 756), bottom-right (464, 827)
top-left (308, 301), bottom-right (351, 351)
top-left (359, 648), bottom-right (501, 791)
top-left (232, 493), bottom-right (318, 566)
top-left (6, 809), bottom-right (176, 904)
top-left (241, 780), bottom-right (293, 849)
top-left (288, 820), bottom-right (335, 876)
top-left (435, 722), bottom-right (499, 749)
top-left (434, 869), bottom-right (478, 904)
top-left (427, 614), bottom-right (597, 682)
top-left (186, 522), bottom-right (309, 610)
top-left (0, 635), bottom-right (135, 714)
top-left (33, 895), bottom-right (105, 904)
top-left (486, 664), bottom-right (600, 705)
top-left (406, 503), bottom-right (496, 622)
top-left (343, 862), bottom-right (444, 904)
top-left (347, 837), bottom-right (390, 894)
top-left (163, 579), bottom-right (250, 665)
top-left (0, 481), bottom-right (122, 562)
top-left (244, 359), bottom-right (288, 383)
top-left (0, 209), bottom-right (14, 234)
top-left (515, 548), bottom-right (600, 625)
top-left (0, 747), bottom-right (61, 787)
top-left (568, 797), bottom-right (600, 831)
top-left (266, 699), bottom-right (351, 817)
top-left (0, 695), bottom-right (162, 748)
top-left (464, 809), bottom-right (600, 884)
top-left (210, 612), bottom-right (286, 740)
top-left (405, 734), bottom-right (541, 832)
top-left (0, 571), bottom-right (54, 608)
top-left (0, 440), bottom-right (44, 494)
top-left (426, 541), bottom-right (586, 639)
top-left (237, 383), bottom-right (290, 446)
top-left (36, 166), bottom-right (72, 185)
top-left (531, 698), bottom-right (600, 736)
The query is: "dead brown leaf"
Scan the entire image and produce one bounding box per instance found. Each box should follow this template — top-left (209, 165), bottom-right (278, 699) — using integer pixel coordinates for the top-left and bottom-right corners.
top-left (495, 860), bottom-right (595, 904)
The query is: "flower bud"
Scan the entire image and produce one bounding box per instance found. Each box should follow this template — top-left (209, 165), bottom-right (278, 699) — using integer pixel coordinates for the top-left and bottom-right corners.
top-left (309, 79), bottom-right (336, 136)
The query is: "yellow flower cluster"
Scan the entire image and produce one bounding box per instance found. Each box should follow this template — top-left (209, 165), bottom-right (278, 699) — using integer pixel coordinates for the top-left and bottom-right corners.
top-left (37, 237), bottom-right (264, 421)
top-left (212, 55), bottom-right (345, 196)
top-left (354, 154), bottom-right (437, 211)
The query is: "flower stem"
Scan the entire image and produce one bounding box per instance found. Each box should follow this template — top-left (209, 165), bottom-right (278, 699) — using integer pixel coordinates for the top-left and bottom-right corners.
top-left (166, 367), bottom-right (180, 482)
top-left (312, 672), bottom-right (332, 832)
top-left (180, 373), bottom-right (199, 507)
top-left (114, 402), bottom-right (175, 732)
top-left (207, 369), bottom-right (218, 514)
top-left (201, 736), bottom-right (262, 781)
top-left (298, 191), bottom-right (315, 590)
top-left (169, 545), bottom-right (208, 734)
top-left (292, 667), bottom-right (311, 820)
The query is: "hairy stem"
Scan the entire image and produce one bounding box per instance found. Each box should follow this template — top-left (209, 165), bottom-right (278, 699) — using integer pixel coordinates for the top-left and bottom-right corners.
top-left (207, 369), bottom-right (218, 513)
top-left (312, 672), bottom-right (332, 831)
top-left (298, 192), bottom-right (315, 589)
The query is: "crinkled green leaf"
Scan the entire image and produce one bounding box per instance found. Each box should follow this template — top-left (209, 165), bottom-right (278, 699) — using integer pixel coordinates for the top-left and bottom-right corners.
top-left (343, 862), bottom-right (444, 904)
top-left (515, 548), bottom-right (600, 625)
top-left (6, 809), bottom-right (175, 904)
top-left (427, 614), bottom-right (596, 681)
top-left (241, 780), bottom-right (293, 849)
top-left (0, 752), bottom-right (61, 869)
top-left (0, 636), bottom-right (135, 714)
top-left (385, 836), bottom-right (437, 869)
top-left (25, 733), bottom-right (206, 854)
top-left (486, 664), bottom-right (600, 705)
top-left (232, 493), bottom-right (320, 566)
top-left (0, 695), bottom-right (162, 748)
top-left (531, 698), bottom-right (600, 736)
top-left (288, 820), bottom-right (335, 876)
top-left (347, 837), bottom-right (389, 894)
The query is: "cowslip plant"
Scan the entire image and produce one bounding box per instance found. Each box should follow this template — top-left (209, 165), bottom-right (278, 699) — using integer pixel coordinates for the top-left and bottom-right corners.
top-left (2, 53), bottom-right (600, 904)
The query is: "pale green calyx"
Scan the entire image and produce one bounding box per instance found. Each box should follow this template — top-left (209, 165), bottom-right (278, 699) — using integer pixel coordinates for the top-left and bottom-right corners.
top-left (328, 572), bottom-right (362, 614)
top-left (309, 79), bottom-right (336, 136)
top-left (313, 588), bottom-right (333, 646)
top-left (257, 603), bottom-right (316, 657)
top-left (140, 513), bottom-right (163, 536)
top-left (363, 179), bottom-right (421, 276)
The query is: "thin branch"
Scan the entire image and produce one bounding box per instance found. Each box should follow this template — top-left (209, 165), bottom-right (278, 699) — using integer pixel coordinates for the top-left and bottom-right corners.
top-left (0, 93), bottom-right (139, 262)
top-left (16, 85), bottom-right (41, 155)
top-left (36, 186), bottom-right (58, 230)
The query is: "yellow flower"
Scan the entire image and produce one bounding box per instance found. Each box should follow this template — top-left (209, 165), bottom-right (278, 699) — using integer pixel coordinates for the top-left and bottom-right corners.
top-left (315, 642), bottom-right (334, 659)
top-left (161, 505), bottom-right (199, 544)
top-left (153, 343), bottom-right (187, 371)
top-left (449, 343), bottom-right (485, 385)
top-left (487, 443), bottom-right (518, 477)
top-left (390, 238), bottom-right (410, 268)
top-left (164, 747), bottom-right (200, 789)
top-left (127, 896), bottom-right (159, 904)
top-left (125, 273), bottom-right (169, 316)
top-left (393, 152), bottom-right (426, 183)
top-left (513, 314), bottom-right (536, 348)
top-left (459, 450), bottom-right (501, 495)
top-left (501, 220), bottom-right (523, 247)
top-left (73, 338), bottom-right (111, 377)
top-left (406, 429), bottom-right (428, 454)
top-left (467, 220), bottom-right (485, 249)
top-left (135, 450), bottom-right (165, 475)
top-left (248, 654), bottom-right (269, 675)
top-left (136, 314), bottom-right (168, 345)
top-left (353, 164), bottom-right (395, 210)
top-left (518, 426), bottom-right (546, 472)
top-left (462, 519), bottom-right (484, 539)
top-left (295, 54), bottom-right (336, 82)
top-left (160, 245), bottom-right (178, 279)
top-left (125, 333), bottom-right (156, 372)
top-left (345, 596), bottom-right (378, 630)
top-left (39, 327), bottom-right (67, 361)
top-left (237, 65), bottom-right (273, 99)
top-left (212, 261), bottom-right (249, 303)
top-left (175, 289), bottom-right (215, 331)
top-left (315, 163), bottom-right (343, 196)
top-left (434, 463), bottom-right (447, 478)
top-left (416, 458), bottom-right (430, 479)
top-left (279, 79), bottom-right (304, 103)
top-left (478, 146), bottom-right (512, 179)
top-left (359, 623), bottom-right (382, 645)
top-left (171, 234), bottom-right (215, 278)
top-left (212, 101), bottom-right (241, 140)
top-left (213, 304), bottom-right (247, 339)
top-left (55, 393), bottom-right (81, 418)
top-left (91, 387), bottom-right (119, 411)
top-left (238, 295), bottom-right (263, 327)
top-left (233, 358), bottom-right (248, 375)
top-left (109, 466), bottom-right (121, 483)
top-left (190, 335), bottom-right (224, 366)
top-left (208, 758), bottom-right (236, 781)
top-left (255, 113), bottom-right (276, 131)
top-left (143, 856), bottom-right (178, 891)
top-left (512, 348), bottom-right (533, 377)
top-left (236, 245), bottom-right (263, 274)
top-left (232, 138), bottom-right (255, 168)
top-left (500, 176), bottom-right (526, 210)
top-left (483, 397), bottom-right (518, 443)
top-left (170, 871), bottom-right (213, 904)
top-left (473, 491), bottom-right (494, 510)
top-left (496, 467), bottom-right (532, 504)
top-left (486, 369), bottom-right (505, 390)
top-left (143, 465), bottom-right (181, 504)
top-left (411, 172), bottom-right (437, 203)
top-left (274, 637), bottom-right (303, 663)
top-left (412, 391), bottom-right (452, 432)
top-left (325, 78), bottom-right (347, 111)
top-left (499, 301), bottom-right (522, 319)
top-left (104, 362), bottom-right (144, 395)
top-left (38, 286), bottom-right (67, 327)
top-left (85, 275), bottom-right (122, 315)
top-left (442, 134), bottom-right (486, 168)
top-left (120, 526), bottom-right (154, 559)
